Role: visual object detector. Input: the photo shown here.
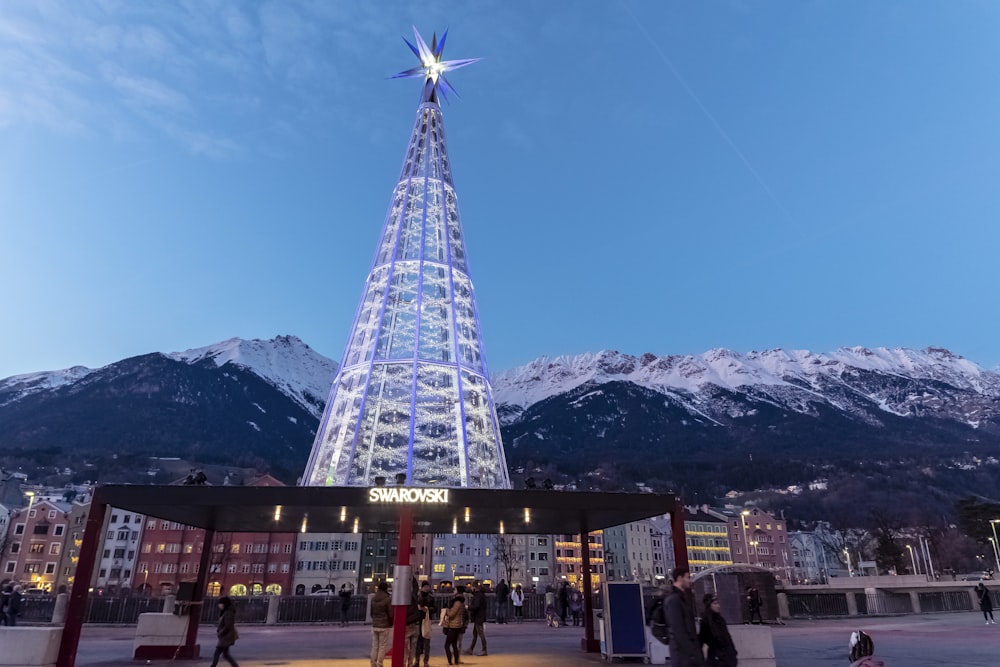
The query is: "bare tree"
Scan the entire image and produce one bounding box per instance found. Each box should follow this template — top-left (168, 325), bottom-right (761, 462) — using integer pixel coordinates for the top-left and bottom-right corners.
top-left (494, 536), bottom-right (523, 584)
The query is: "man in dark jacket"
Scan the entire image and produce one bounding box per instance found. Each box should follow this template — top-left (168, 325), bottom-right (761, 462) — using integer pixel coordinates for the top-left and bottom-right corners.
top-left (466, 581), bottom-right (488, 656)
top-left (370, 582), bottom-right (393, 667)
top-left (665, 568), bottom-right (704, 667)
top-left (415, 581), bottom-right (438, 667)
top-left (404, 579), bottom-right (423, 667)
top-left (494, 579), bottom-right (509, 624)
top-left (339, 584), bottom-right (353, 626)
top-left (5, 585), bottom-right (23, 627)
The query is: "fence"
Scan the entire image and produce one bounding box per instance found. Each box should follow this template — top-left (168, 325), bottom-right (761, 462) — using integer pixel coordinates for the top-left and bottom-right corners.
top-left (917, 591), bottom-right (973, 613)
top-left (855, 592), bottom-right (912, 616)
top-left (786, 593), bottom-right (851, 618)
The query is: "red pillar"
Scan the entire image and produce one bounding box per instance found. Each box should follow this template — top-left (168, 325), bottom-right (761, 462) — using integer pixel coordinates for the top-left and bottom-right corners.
top-left (671, 497), bottom-right (689, 573)
top-left (57, 486), bottom-right (108, 667)
top-left (579, 518), bottom-right (600, 653)
top-left (391, 506), bottom-right (414, 667)
top-left (180, 528), bottom-right (216, 656)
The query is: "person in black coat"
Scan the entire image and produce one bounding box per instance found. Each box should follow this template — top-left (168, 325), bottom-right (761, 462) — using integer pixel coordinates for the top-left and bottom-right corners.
top-left (338, 584), bottom-right (353, 626)
top-left (976, 583), bottom-right (995, 624)
top-left (4, 585), bottom-right (23, 627)
top-left (494, 579), bottom-right (509, 624)
top-left (465, 582), bottom-right (488, 656)
top-left (415, 581), bottom-right (438, 667)
top-left (210, 597), bottom-right (239, 667)
top-left (699, 594), bottom-right (738, 667)
top-left (665, 568), bottom-right (704, 667)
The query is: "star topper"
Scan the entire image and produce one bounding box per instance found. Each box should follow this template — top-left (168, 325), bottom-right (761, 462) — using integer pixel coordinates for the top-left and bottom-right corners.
top-left (391, 27), bottom-right (480, 104)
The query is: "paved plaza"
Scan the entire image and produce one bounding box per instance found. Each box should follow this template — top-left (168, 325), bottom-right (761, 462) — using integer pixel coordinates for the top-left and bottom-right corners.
top-left (71, 613), bottom-right (1000, 666)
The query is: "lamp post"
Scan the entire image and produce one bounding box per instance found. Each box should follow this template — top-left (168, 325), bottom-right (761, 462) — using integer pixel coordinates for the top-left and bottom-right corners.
top-left (990, 520), bottom-right (1000, 573)
top-left (740, 511), bottom-right (750, 565)
top-left (844, 548), bottom-right (852, 577)
top-left (906, 544), bottom-right (918, 575)
top-left (988, 537), bottom-right (1000, 575)
top-left (750, 540), bottom-right (759, 567)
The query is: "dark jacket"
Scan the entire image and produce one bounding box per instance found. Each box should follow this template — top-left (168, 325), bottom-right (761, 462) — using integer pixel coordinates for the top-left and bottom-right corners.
top-left (406, 592), bottom-right (423, 626)
top-left (418, 590), bottom-right (438, 620)
top-left (468, 589), bottom-right (487, 624)
top-left (495, 580), bottom-right (509, 601)
top-left (371, 589), bottom-right (393, 629)
top-left (339, 589), bottom-right (352, 609)
top-left (7, 590), bottom-right (23, 616)
top-left (216, 606), bottom-right (238, 648)
top-left (699, 609), bottom-right (737, 667)
top-left (665, 586), bottom-right (704, 667)
top-left (977, 586), bottom-right (993, 612)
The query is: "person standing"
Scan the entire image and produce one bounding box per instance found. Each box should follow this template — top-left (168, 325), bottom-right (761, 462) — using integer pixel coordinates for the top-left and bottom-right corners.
top-left (339, 584), bottom-right (353, 627)
top-left (370, 582), bottom-right (393, 667)
top-left (5, 585), bottom-right (23, 628)
top-left (443, 594), bottom-right (466, 666)
top-left (745, 587), bottom-right (763, 624)
top-left (209, 597), bottom-right (240, 667)
top-left (558, 581), bottom-right (569, 627)
top-left (544, 587), bottom-right (558, 627)
top-left (494, 578), bottom-right (509, 624)
top-left (569, 588), bottom-right (583, 626)
top-left (415, 581), bottom-right (437, 667)
top-left (0, 582), bottom-right (11, 627)
top-left (403, 580), bottom-right (422, 667)
top-left (699, 594), bottom-right (738, 667)
top-left (665, 568), bottom-right (704, 667)
top-left (510, 584), bottom-right (525, 623)
top-left (466, 581), bottom-right (488, 656)
top-left (976, 583), bottom-right (995, 624)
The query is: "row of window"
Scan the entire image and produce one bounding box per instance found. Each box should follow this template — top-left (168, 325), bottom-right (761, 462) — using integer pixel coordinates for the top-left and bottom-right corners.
top-left (296, 560), bottom-right (357, 571)
top-left (7, 541), bottom-right (60, 555)
top-left (12, 523), bottom-right (66, 537)
top-left (298, 540), bottom-right (359, 551)
top-left (4, 561), bottom-right (57, 575)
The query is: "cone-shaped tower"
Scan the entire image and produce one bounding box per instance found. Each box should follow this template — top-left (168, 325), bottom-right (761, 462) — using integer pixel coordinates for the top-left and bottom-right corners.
top-left (302, 28), bottom-right (510, 489)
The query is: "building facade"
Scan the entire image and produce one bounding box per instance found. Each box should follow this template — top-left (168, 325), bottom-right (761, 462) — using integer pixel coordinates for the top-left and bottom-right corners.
top-left (554, 532), bottom-right (602, 590)
top-left (293, 532), bottom-right (362, 595)
top-left (685, 509), bottom-right (732, 573)
top-left (2, 499), bottom-right (70, 592)
top-left (725, 507), bottom-right (790, 579)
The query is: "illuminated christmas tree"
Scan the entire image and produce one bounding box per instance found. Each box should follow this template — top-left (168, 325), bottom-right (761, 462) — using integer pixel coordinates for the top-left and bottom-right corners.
top-left (302, 28), bottom-right (510, 489)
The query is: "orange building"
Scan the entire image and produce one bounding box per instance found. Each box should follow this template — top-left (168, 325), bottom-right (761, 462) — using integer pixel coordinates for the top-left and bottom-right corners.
top-left (2, 498), bottom-right (70, 592)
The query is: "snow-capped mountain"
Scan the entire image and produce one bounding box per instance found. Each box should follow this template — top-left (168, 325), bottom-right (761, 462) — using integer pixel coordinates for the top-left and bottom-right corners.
top-left (493, 347), bottom-right (1000, 430)
top-left (167, 335), bottom-right (337, 417)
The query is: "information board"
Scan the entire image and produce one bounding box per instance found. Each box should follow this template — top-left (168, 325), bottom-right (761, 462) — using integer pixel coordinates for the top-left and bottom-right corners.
top-left (604, 582), bottom-right (648, 659)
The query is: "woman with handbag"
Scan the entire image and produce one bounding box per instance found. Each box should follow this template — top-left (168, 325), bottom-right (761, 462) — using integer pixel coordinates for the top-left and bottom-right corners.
top-left (415, 581), bottom-right (437, 667)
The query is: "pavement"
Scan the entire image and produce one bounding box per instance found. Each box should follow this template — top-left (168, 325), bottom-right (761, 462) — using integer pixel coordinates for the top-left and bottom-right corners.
top-left (71, 613), bottom-right (1000, 666)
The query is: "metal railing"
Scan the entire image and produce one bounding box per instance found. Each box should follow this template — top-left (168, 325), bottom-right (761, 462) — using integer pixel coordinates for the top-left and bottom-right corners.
top-left (786, 593), bottom-right (851, 618)
top-left (856, 592), bottom-right (913, 615)
top-left (917, 591), bottom-right (973, 613)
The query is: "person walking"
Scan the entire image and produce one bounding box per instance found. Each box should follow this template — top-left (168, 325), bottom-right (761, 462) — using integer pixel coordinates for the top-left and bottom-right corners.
top-left (494, 578), bottom-right (509, 624)
top-left (569, 588), bottom-right (583, 626)
top-left (976, 583), bottom-right (995, 624)
top-left (5, 585), bottom-right (23, 628)
top-left (370, 582), bottom-right (393, 667)
top-left (339, 584), bottom-right (353, 627)
top-left (544, 587), bottom-right (558, 627)
top-left (699, 594), bottom-right (738, 667)
top-left (665, 568), bottom-right (704, 667)
top-left (415, 581), bottom-right (437, 667)
top-left (466, 581), bottom-right (488, 656)
top-left (209, 597), bottom-right (240, 667)
top-left (510, 584), bottom-right (525, 623)
top-left (442, 594), bottom-right (466, 666)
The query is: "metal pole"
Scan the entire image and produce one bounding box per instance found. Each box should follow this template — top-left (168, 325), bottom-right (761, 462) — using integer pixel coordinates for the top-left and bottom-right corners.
top-left (906, 545), bottom-right (918, 575)
top-left (57, 486), bottom-right (108, 667)
top-left (671, 500), bottom-right (689, 571)
top-left (922, 537), bottom-right (935, 580)
top-left (391, 506), bottom-right (413, 667)
top-left (990, 521), bottom-right (1000, 573)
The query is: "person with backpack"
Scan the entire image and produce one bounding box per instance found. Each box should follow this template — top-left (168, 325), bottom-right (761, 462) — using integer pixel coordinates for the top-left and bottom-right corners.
top-left (665, 568), bottom-right (704, 667)
top-left (849, 630), bottom-right (885, 667)
top-left (209, 597), bottom-right (239, 667)
top-left (699, 594), bottom-right (737, 667)
top-left (976, 583), bottom-right (995, 624)
top-left (646, 586), bottom-right (669, 644)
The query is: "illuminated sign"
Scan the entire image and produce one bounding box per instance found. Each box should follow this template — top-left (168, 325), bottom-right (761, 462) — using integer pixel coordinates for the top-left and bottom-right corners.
top-left (368, 487), bottom-right (450, 504)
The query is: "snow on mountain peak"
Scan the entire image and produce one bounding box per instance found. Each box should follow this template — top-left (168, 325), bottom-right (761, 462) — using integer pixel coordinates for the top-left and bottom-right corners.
top-left (492, 346), bottom-right (999, 409)
top-left (168, 335), bottom-right (337, 415)
top-left (0, 365), bottom-right (95, 407)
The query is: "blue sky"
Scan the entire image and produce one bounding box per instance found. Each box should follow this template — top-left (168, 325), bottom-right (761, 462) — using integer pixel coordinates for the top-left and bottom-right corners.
top-left (2, 1), bottom-right (999, 379)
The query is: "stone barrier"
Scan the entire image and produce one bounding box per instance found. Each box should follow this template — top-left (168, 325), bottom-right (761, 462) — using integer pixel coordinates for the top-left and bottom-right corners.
top-left (0, 627), bottom-right (62, 667)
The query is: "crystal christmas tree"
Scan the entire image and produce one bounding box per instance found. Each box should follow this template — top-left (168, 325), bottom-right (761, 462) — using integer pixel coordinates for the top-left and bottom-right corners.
top-left (302, 28), bottom-right (510, 489)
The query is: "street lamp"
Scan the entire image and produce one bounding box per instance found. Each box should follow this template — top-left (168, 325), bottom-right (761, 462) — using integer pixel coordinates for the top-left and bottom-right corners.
top-left (844, 548), bottom-right (852, 577)
top-left (988, 537), bottom-right (1000, 575)
top-left (906, 544), bottom-right (918, 575)
top-left (750, 540), bottom-right (759, 567)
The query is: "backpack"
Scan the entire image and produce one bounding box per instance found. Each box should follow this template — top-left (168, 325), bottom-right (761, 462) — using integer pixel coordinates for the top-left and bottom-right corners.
top-left (647, 599), bottom-right (668, 643)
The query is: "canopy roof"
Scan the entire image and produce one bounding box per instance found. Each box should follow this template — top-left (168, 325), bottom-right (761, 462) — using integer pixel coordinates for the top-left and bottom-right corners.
top-left (96, 485), bottom-right (678, 535)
